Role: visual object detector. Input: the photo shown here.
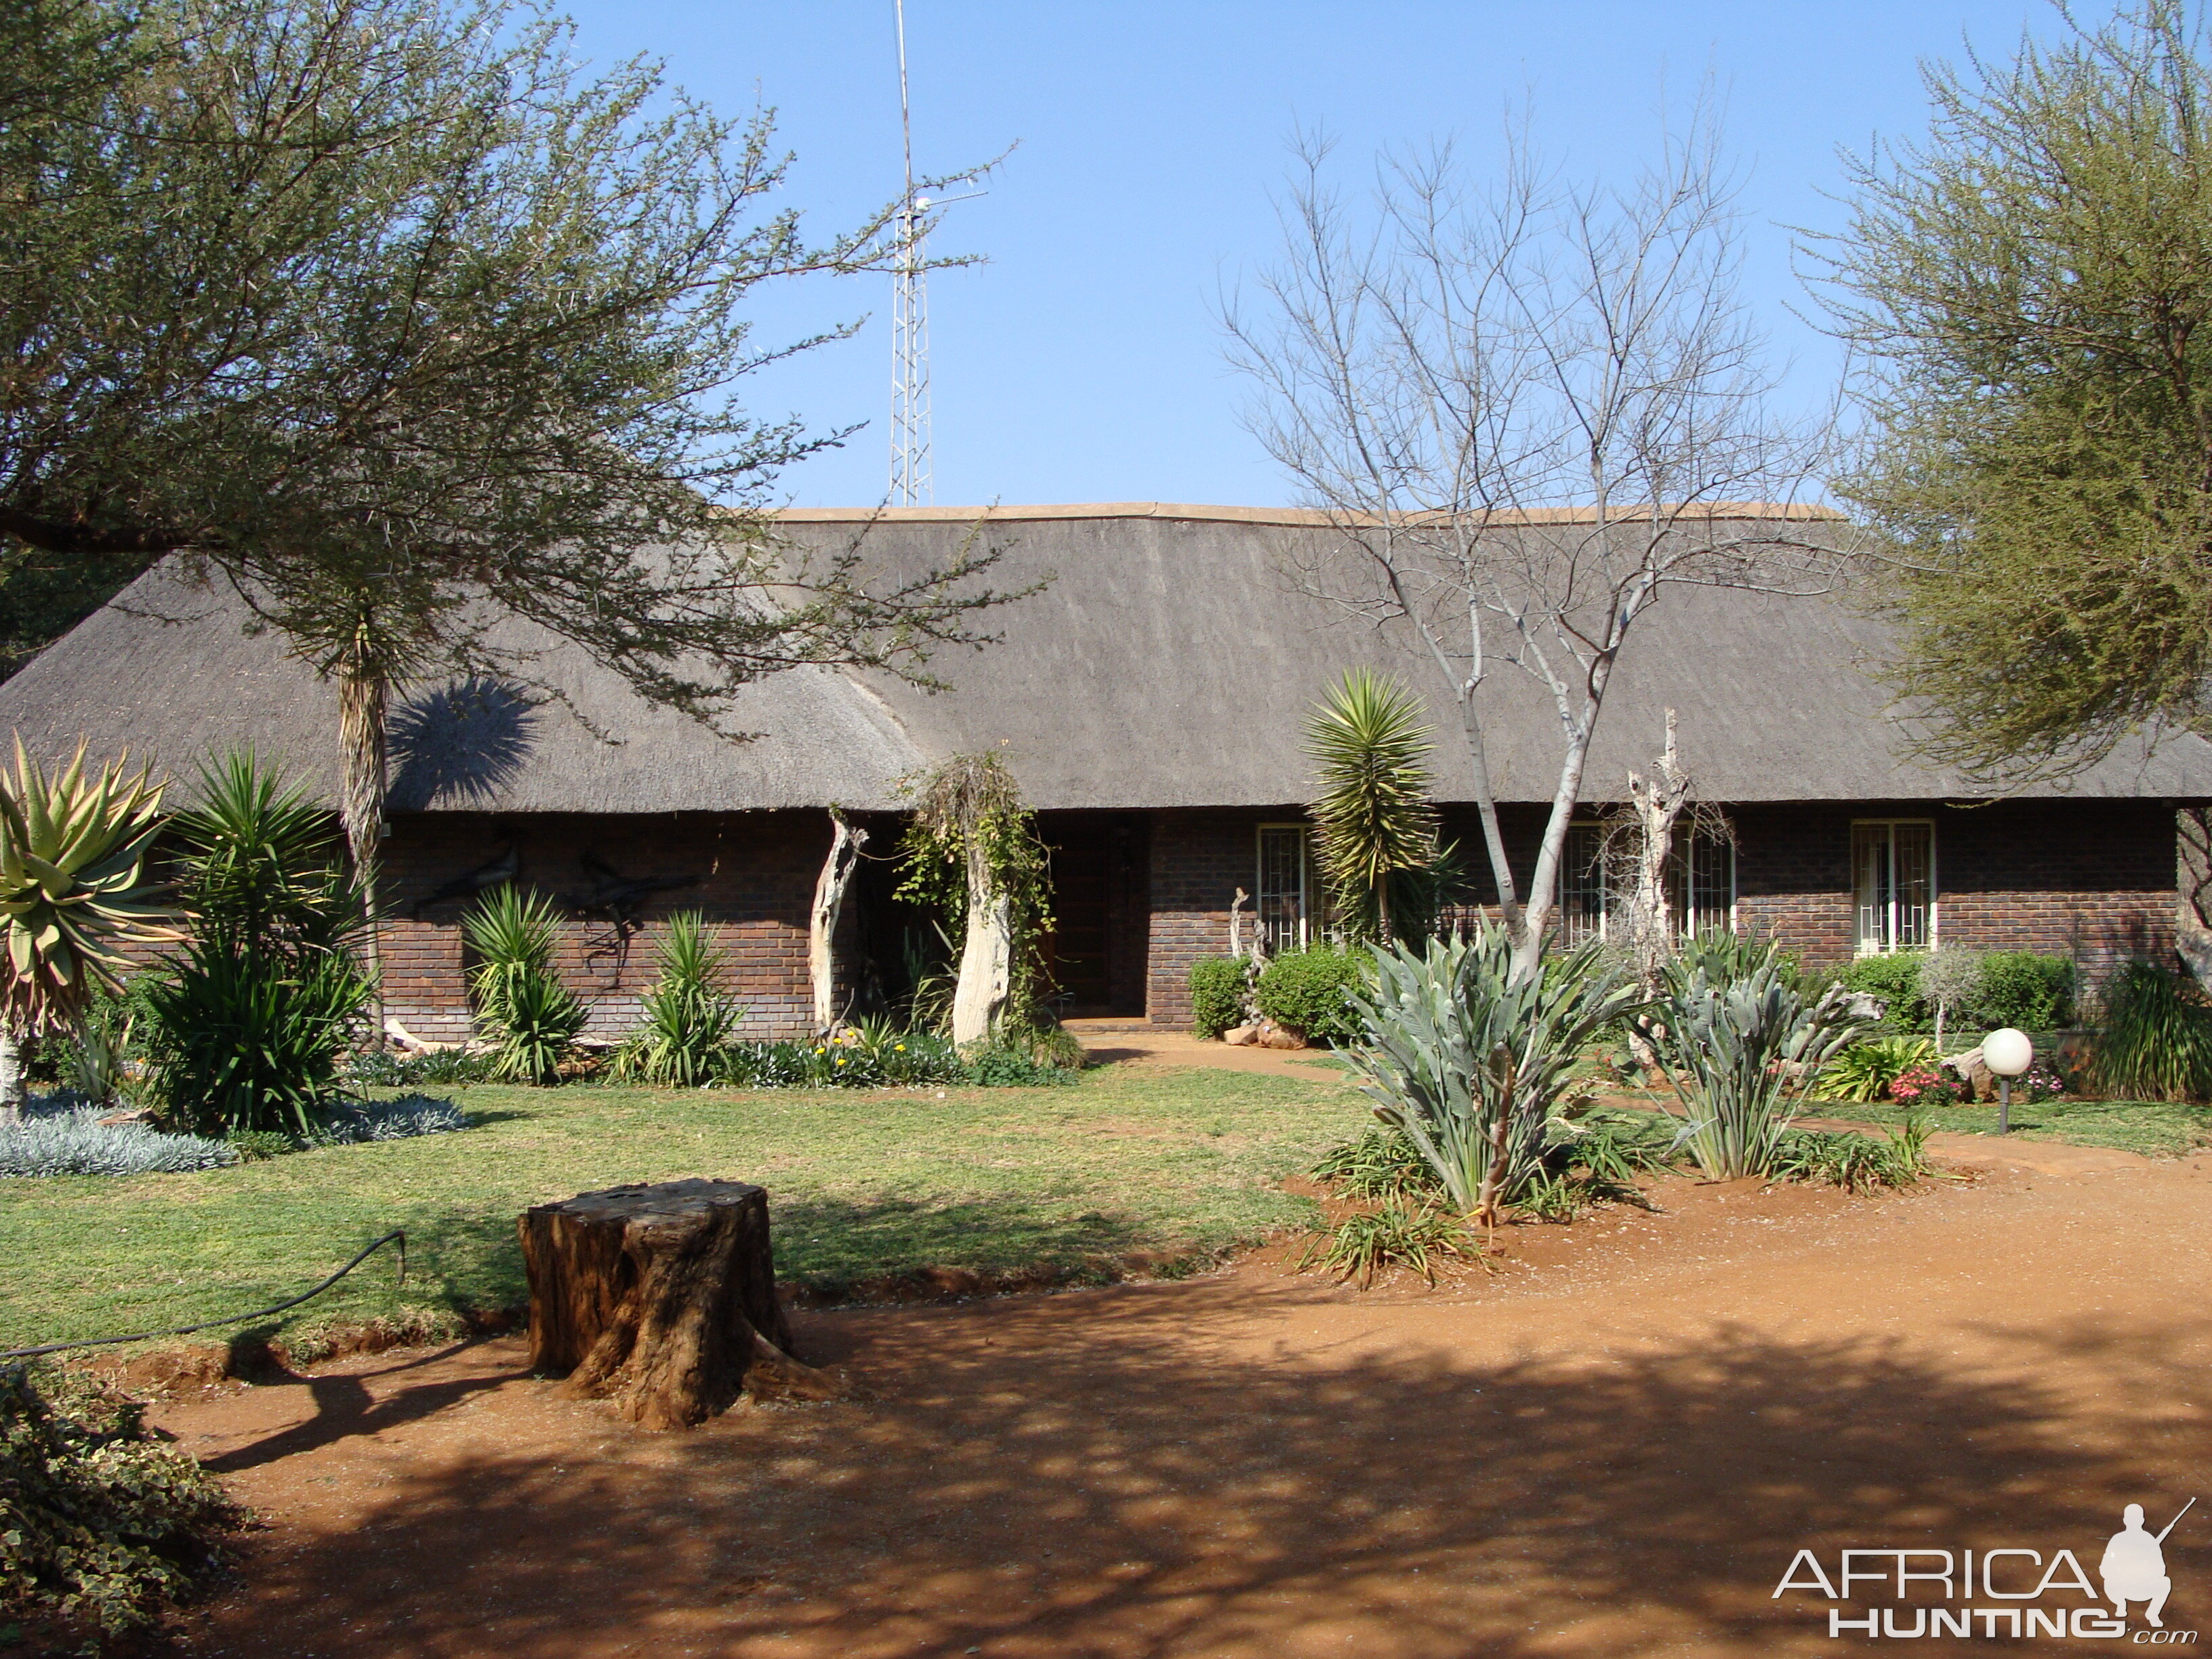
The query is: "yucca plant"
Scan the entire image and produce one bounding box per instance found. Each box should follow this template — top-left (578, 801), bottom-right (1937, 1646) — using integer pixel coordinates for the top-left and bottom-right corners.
top-left (613, 912), bottom-right (742, 1086)
top-left (463, 885), bottom-right (585, 1085)
top-left (0, 741), bottom-right (175, 1115)
top-left (1654, 943), bottom-right (1868, 1179)
top-left (2093, 960), bottom-right (2212, 1103)
top-left (144, 752), bottom-right (374, 1135)
top-left (1305, 668), bottom-right (1441, 943)
top-left (1340, 927), bottom-right (1646, 1229)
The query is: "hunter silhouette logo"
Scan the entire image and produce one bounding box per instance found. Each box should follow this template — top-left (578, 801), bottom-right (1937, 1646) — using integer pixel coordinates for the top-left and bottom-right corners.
top-left (1773, 1497), bottom-right (2198, 1641)
top-left (2106, 1500), bottom-right (2192, 1630)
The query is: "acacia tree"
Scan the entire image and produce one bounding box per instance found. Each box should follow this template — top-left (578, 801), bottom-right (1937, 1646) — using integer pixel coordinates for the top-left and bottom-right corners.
top-left (1811, 3), bottom-right (2212, 984)
top-left (1224, 111), bottom-right (1839, 984)
top-left (0, 0), bottom-right (1014, 1015)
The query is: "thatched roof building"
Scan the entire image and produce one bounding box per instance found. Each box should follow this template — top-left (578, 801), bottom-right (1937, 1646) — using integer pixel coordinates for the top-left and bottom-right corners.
top-left (0, 502), bottom-right (2197, 1038)
top-left (3, 502), bottom-right (2203, 811)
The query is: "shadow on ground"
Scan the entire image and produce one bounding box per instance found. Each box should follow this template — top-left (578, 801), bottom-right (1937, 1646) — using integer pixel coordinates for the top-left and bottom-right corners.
top-left (191, 1295), bottom-right (2204, 1658)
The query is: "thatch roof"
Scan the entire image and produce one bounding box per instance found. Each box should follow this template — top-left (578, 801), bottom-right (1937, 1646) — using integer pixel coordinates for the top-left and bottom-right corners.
top-left (0, 503), bottom-right (2203, 810)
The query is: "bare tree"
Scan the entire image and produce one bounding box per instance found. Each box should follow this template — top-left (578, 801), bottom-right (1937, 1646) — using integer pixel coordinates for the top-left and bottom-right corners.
top-left (1224, 106), bottom-right (1843, 983)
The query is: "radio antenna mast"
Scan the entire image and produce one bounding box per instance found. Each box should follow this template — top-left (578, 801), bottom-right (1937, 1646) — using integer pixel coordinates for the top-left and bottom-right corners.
top-left (890, 0), bottom-right (930, 506)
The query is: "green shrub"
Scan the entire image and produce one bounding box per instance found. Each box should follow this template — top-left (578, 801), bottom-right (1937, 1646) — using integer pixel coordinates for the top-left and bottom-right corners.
top-left (2093, 960), bottom-right (2212, 1103)
top-left (1814, 1035), bottom-right (1938, 1102)
top-left (1838, 951), bottom-right (1931, 1030)
top-left (145, 947), bottom-right (371, 1136)
top-left (1972, 951), bottom-right (2076, 1030)
top-left (463, 886), bottom-right (586, 1086)
top-left (0, 1368), bottom-right (238, 1640)
top-left (1254, 944), bottom-right (1367, 1044)
top-left (613, 912), bottom-right (743, 1087)
top-left (1188, 957), bottom-right (1248, 1040)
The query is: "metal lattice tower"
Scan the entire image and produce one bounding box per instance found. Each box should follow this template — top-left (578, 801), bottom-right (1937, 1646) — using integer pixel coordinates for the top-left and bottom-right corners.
top-left (890, 0), bottom-right (930, 506)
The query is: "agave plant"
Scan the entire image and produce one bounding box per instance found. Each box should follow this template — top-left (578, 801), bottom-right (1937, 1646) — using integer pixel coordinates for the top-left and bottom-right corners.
top-left (0, 741), bottom-right (175, 1113)
top-left (1654, 942), bottom-right (1868, 1179)
top-left (463, 885), bottom-right (585, 1085)
top-left (1340, 927), bottom-right (1645, 1229)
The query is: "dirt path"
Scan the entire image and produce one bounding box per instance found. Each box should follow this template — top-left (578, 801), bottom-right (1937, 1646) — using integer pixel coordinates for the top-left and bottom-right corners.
top-left (155, 1149), bottom-right (2212, 1658)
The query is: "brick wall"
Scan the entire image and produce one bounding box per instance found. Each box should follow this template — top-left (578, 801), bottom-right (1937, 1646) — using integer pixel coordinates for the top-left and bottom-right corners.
top-left (380, 809), bottom-right (840, 1043)
top-left (1736, 800), bottom-right (2176, 985)
top-left (1140, 799), bottom-right (2182, 1029)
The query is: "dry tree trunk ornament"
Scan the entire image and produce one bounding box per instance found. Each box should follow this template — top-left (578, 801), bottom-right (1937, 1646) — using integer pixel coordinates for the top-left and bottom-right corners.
top-left (809, 808), bottom-right (867, 1033)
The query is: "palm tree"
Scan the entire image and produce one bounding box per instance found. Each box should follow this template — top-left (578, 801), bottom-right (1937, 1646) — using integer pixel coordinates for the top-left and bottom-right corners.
top-left (1305, 670), bottom-right (1441, 943)
top-left (0, 741), bottom-right (176, 1116)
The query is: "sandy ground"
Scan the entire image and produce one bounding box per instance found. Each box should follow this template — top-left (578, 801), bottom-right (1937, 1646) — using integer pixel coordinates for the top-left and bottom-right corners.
top-left (142, 1134), bottom-right (2212, 1659)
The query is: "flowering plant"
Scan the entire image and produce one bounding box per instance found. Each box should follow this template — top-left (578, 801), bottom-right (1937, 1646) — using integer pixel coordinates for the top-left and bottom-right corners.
top-left (1887, 1064), bottom-right (1959, 1106)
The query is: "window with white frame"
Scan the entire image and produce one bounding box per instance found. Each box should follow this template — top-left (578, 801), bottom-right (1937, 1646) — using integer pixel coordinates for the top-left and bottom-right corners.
top-left (1555, 821), bottom-right (1736, 946)
top-left (1852, 820), bottom-right (1934, 954)
top-left (1255, 825), bottom-right (1317, 954)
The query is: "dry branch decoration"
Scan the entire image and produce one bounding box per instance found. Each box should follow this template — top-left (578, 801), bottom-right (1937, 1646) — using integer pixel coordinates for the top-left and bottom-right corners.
top-left (1223, 104), bottom-right (1845, 983)
top-left (810, 808), bottom-right (868, 1033)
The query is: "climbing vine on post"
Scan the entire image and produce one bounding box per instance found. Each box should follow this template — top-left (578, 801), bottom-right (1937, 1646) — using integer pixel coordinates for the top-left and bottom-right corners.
top-left (895, 754), bottom-right (1052, 1044)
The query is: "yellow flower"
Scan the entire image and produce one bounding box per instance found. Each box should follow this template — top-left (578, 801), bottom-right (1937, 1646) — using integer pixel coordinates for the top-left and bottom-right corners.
top-left (835, 1057), bottom-right (846, 1067)
top-left (895, 1044), bottom-right (906, 1052)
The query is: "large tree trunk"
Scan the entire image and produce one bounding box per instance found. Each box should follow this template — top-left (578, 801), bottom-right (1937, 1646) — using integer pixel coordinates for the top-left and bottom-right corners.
top-left (951, 841), bottom-right (1012, 1045)
top-left (1622, 711), bottom-right (1691, 1075)
top-left (808, 809), bottom-right (867, 1033)
top-left (0, 1030), bottom-right (21, 1123)
top-left (520, 1179), bottom-right (830, 1431)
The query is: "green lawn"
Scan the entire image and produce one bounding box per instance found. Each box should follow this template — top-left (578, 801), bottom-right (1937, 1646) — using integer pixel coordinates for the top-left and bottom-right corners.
top-left (1807, 1094), bottom-right (2212, 1160)
top-left (0, 1067), bottom-right (1359, 1353)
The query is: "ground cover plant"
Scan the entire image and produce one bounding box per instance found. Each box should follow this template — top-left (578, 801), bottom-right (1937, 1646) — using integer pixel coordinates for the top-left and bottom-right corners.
top-left (0, 1367), bottom-right (238, 1645)
top-left (0, 1067), bottom-right (1353, 1351)
top-left (0, 1093), bottom-right (468, 1179)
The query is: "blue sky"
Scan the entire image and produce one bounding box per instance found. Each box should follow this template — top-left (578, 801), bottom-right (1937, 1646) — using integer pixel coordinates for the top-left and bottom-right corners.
top-left (556, 1), bottom-right (2068, 508)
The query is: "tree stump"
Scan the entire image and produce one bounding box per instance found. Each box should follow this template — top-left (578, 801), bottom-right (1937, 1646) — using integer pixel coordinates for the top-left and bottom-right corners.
top-left (519, 1179), bottom-right (831, 1430)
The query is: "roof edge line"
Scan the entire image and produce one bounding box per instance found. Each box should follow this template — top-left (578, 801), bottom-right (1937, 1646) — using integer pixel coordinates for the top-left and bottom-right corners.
top-left (767, 500), bottom-right (1849, 527)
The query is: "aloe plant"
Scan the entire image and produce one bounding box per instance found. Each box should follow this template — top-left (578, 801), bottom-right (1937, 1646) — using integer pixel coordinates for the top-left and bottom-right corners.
top-left (1340, 928), bottom-right (1645, 1228)
top-left (0, 741), bottom-right (174, 1114)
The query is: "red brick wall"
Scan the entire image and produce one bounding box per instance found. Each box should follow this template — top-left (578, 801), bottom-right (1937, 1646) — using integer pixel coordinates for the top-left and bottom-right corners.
top-left (379, 810), bottom-right (841, 1043)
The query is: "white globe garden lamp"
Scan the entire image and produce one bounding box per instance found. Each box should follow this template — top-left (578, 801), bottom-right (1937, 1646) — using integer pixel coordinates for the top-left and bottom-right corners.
top-left (1984, 1027), bottom-right (2034, 1136)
